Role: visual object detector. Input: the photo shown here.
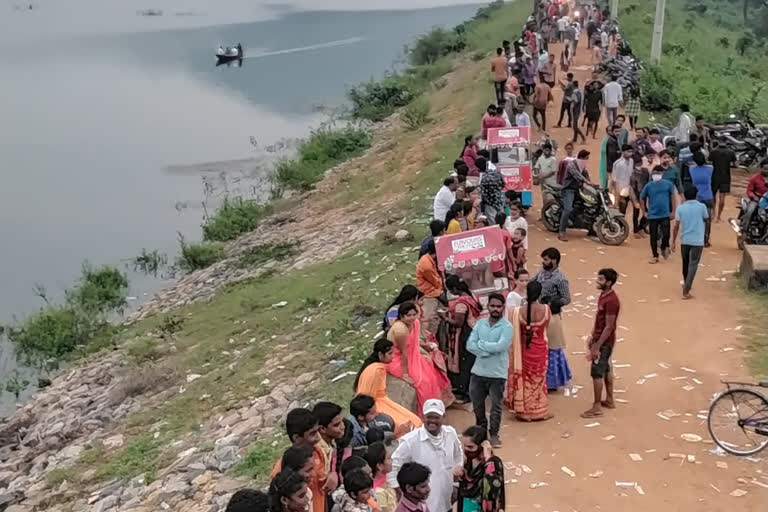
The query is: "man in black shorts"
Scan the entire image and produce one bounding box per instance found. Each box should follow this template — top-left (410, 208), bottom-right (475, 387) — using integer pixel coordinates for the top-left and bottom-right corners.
top-left (582, 268), bottom-right (621, 419)
top-left (708, 139), bottom-right (736, 223)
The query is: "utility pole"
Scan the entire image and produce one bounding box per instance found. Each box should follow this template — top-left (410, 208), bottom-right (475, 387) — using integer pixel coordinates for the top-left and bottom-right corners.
top-left (611, 0), bottom-right (618, 19)
top-left (650, 0), bottom-right (666, 64)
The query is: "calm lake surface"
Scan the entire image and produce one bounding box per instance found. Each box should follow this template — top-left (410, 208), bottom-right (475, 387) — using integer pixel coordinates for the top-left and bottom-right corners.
top-left (0, 0), bottom-right (487, 415)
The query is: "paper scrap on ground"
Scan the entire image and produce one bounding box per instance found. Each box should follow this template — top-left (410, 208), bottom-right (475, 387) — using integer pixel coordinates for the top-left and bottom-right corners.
top-left (561, 466), bottom-right (576, 477)
top-left (634, 484), bottom-right (645, 496)
top-left (520, 464), bottom-right (532, 474)
top-left (584, 422), bottom-right (600, 428)
top-left (602, 435), bottom-right (616, 441)
top-left (629, 453), bottom-right (643, 462)
top-left (682, 385), bottom-right (695, 391)
top-left (589, 470), bottom-right (604, 478)
top-left (681, 367), bottom-right (697, 373)
top-left (716, 461), bottom-right (728, 469)
top-left (529, 482), bottom-right (548, 489)
top-left (729, 489), bottom-right (748, 497)
top-left (615, 481), bottom-right (636, 488)
top-left (681, 433), bottom-right (702, 443)
top-left (615, 398), bottom-right (629, 404)
top-left (657, 412), bottom-right (670, 421)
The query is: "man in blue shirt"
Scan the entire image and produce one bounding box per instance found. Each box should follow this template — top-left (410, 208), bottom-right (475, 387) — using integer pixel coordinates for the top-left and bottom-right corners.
top-left (466, 292), bottom-right (513, 448)
top-left (672, 186), bottom-right (709, 299)
top-left (640, 166), bottom-right (677, 263)
top-left (688, 152), bottom-right (714, 246)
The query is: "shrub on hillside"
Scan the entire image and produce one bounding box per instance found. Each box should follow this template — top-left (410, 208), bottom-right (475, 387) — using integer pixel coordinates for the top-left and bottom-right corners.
top-left (408, 27), bottom-right (466, 66)
top-left (202, 199), bottom-right (271, 242)
top-left (176, 239), bottom-right (224, 272)
top-left (348, 75), bottom-right (415, 121)
top-left (273, 126), bottom-right (371, 190)
top-left (401, 98), bottom-right (431, 130)
top-left (5, 264), bottom-right (129, 370)
top-left (638, 65), bottom-right (677, 112)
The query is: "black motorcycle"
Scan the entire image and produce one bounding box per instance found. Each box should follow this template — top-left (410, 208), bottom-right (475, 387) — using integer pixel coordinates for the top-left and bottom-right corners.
top-left (540, 183), bottom-right (629, 245)
top-left (729, 197), bottom-right (768, 249)
top-left (720, 132), bottom-right (767, 169)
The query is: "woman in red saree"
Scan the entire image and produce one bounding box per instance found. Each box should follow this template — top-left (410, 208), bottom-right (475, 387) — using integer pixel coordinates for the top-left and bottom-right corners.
top-left (386, 301), bottom-right (454, 413)
top-left (439, 275), bottom-right (482, 402)
top-left (505, 281), bottom-right (553, 421)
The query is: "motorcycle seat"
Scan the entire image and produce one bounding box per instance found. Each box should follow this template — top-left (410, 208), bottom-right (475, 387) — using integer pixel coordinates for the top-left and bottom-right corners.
top-left (544, 183), bottom-right (564, 191)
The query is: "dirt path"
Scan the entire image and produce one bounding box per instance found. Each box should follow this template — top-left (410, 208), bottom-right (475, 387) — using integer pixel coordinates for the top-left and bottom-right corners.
top-left (447, 35), bottom-right (767, 509)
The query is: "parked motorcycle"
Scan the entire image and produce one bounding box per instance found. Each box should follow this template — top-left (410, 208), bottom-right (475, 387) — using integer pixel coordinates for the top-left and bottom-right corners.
top-left (540, 183), bottom-right (629, 245)
top-left (729, 198), bottom-right (768, 249)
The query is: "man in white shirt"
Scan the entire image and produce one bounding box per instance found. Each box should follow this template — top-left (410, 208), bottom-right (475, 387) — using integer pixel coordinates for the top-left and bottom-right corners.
top-left (557, 15), bottom-right (570, 41)
top-left (433, 176), bottom-right (458, 221)
top-left (611, 144), bottom-right (634, 213)
top-left (602, 78), bottom-right (623, 127)
top-left (387, 400), bottom-right (463, 512)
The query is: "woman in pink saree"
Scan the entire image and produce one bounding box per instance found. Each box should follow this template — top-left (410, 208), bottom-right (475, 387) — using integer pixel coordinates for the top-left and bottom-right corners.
top-left (505, 281), bottom-right (553, 421)
top-left (386, 301), bottom-right (454, 412)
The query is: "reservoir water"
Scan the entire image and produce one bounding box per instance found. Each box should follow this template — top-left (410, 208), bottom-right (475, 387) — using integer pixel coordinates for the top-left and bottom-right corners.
top-left (0, 0), bottom-right (487, 415)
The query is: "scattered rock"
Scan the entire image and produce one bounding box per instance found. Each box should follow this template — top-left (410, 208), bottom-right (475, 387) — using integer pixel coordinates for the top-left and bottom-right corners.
top-left (394, 229), bottom-right (413, 241)
top-left (103, 434), bottom-right (125, 449)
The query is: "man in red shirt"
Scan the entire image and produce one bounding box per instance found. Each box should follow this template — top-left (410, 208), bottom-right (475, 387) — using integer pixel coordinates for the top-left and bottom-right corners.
top-left (741, 159), bottom-right (768, 237)
top-left (481, 104), bottom-right (506, 139)
top-left (582, 268), bottom-right (620, 419)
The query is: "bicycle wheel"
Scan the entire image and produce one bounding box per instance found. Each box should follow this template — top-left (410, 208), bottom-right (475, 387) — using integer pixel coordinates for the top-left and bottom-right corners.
top-left (708, 388), bottom-right (768, 456)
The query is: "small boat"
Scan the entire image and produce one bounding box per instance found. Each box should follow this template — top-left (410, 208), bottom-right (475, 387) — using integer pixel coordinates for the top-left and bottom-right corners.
top-left (216, 44), bottom-right (243, 64)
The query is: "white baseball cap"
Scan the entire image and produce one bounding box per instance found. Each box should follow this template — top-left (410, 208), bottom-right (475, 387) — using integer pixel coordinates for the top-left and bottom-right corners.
top-left (422, 399), bottom-right (446, 417)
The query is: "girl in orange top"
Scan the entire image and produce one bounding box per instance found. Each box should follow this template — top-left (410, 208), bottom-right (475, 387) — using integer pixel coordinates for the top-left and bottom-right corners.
top-left (354, 339), bottom-right (422, 430)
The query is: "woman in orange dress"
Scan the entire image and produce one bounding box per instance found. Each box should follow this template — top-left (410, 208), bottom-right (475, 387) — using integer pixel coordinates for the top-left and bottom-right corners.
top-left (505, 281), bottom-right (553, 421)
top-left (354, 338), bottom-right (422, 430)
top-left (386, 302), bottom-right (454, 412)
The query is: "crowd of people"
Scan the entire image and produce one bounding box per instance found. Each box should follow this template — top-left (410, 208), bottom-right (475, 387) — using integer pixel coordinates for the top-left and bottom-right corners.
top-left (222, 2), bottom-right (768, 512)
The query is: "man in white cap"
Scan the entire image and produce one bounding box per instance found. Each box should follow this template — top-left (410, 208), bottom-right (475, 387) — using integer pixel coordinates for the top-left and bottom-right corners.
top-left (387, 399), bottom-right (463, 512)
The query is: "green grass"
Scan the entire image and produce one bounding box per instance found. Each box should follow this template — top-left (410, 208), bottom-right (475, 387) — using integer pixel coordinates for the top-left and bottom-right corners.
top-left (620, 0), bottom-right (768, 121)
top-left (125, 336), bottom-right (166, 364)
top-left (233, 436), bottom-right (288, 482)
top-left (45, 468), bottom-right (73, 485)
top-left (97, 436), bottom-right (165, 483)
top-left (738, 284), bottom-right (768, 377)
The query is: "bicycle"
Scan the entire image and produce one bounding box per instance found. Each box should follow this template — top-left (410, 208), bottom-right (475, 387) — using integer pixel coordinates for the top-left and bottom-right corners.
top-left (708, 381), bottom-right (768, 456)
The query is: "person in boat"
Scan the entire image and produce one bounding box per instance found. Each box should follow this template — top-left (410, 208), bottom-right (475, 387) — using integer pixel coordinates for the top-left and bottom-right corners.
top-left (217, 46), bottom-right (225, 56)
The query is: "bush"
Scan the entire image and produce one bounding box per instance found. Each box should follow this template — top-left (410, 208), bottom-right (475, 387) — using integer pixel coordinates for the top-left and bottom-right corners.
top-left (5, 264), bottom-right (129, 370)
top-left (176, 240), bottom-right (224, 272)
top-left (401, 98), bottom-right (431, 130)
top-left (638, 65), bottom-right (677, 112)
top-left (408, 27), bottom-right (465, 66)
top-left (348, 75), bottom-right (415, 121)
top-left (202, 199), bottom-right (271, 242)
top-left (273, 126), bottom-right (371, 190)
top-left (126, 337), bottom-right (166, 364)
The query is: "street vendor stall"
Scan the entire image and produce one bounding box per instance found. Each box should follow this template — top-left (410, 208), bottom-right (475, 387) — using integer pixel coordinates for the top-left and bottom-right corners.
top-left (487, 126), bottom-right (533, 207)
top-left (434, 226), bottom-right (509, 312)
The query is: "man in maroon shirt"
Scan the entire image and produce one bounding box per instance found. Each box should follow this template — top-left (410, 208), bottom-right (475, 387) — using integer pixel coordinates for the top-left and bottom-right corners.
top-left (741, 159), bottom-right (768, 237)
top-left (581, 268), bottom-right (620, 419)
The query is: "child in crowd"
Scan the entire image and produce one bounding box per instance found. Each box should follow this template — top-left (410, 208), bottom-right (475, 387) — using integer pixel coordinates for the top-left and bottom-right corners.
top-left (363, 442), bottom-right (396, 512)
top-left (269, 470), bottom-right (311, 512)
top-left (271, 409), bottom-right (327, 512)
top-left (504, 201), bottom-right (529, 249)
top-left (511, 228), bottom-right (527, 271)
top-left (281, 446), bottom-right (315, 512)
top-left (335, 469), bottom-right (375, 512)
top-left (313, 401), bottom-right (345, 494)
top-left (226, 489), bottom-right (269, 512)
top-left (332, 457), bottom-right (377, 512)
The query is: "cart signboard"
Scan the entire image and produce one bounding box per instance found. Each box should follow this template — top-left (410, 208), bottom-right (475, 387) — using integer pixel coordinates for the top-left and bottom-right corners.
top-left (499, 164), bottom-right (533, 193)
top-left (487, 127), bottom-right (533, 206)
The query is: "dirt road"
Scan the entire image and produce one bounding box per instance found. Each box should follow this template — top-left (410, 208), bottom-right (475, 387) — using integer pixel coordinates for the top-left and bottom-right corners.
top-left (448, 34), bottom-right (767, 510)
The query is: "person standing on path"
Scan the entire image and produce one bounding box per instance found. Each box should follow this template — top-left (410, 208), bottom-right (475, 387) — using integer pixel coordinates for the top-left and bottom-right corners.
top-left (556, 72), bottom-right (574, 128)
top-left (558, 150), bottom-right (593, 242)
top-left (532, 248), bottom-right (573, 392)
top-left (688, 152), bottom-right (714, 247)
top-left (640, 166), bottom-right (677, 263)
top-left (612, 144), bottom-right (634, 213)
top-left (532, 80), bottom-right (553, 132)
top-left (570, 80), bottom-right (586, 144)
top-left (388, 400), bottom-right (463, 512)
top-left (583, 80), bottom-right (602, 139)
top-left (708, 139), bottom-right (736, 223)
top-left (672, 186), bottom-right (709, 299)
top-left (604, 125), bottom-right (620, 193)
top-left (602, 77), bottom-right (622, 127)
top-left (480, 160), bottom-right (505, 221)
top-left (466, 293), bottom-right (513, 447)
top-left (581, 268), bottom-right (620, 419)
top-left (490, 48), bottom-right (508, 105)
top-left (535, 143), bottom-right (558, 200)
top-left (628, 154), bottom-right (649, 239)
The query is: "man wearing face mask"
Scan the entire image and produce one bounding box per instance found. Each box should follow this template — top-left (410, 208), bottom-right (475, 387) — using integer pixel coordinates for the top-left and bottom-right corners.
top-left (558, 149), bottom-right (594, 242)
top-left (640, 166), bottom-right (677, 264)
top-left (387, 400), bottom-right (463, 512)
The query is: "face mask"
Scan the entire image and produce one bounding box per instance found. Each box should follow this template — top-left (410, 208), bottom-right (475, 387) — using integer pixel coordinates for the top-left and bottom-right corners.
top-left (651, 174), bottom-right (662, 182)
top-left (464, 448), bottom-right (481, 459)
